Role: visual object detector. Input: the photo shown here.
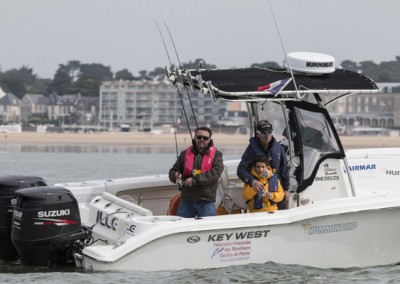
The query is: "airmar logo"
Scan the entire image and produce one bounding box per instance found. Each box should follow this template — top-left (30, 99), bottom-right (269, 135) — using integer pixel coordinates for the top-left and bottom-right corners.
top-left (349, 164), bottom-right (376, 171)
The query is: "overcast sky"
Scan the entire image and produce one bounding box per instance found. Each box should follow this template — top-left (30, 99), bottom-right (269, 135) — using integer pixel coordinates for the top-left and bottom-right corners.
top-left (1, 0), bottom-right (399, 79)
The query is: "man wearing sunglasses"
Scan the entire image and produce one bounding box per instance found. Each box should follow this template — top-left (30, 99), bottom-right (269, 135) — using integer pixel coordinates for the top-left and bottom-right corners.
top-left (169, 126), bottom-right (224, 218)
top-left (237, 120), bottom-right (290, 210)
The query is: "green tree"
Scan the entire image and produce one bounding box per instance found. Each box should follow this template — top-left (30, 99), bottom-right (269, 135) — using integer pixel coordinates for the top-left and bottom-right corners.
top-left (138, 70), bottom-right (152, 80)
top-left (27, 78), bottom-right (51, 95)
top-left (378, 61), bottom-right (400, 82)
top-left (181, 58), bottom-right (216, 70)
top-left (0, 66), bottom-right (38, 98)
top-left (358, 60), bottom-right (379, 81)
top-left (76, 63), bottom-right (113, 96)
top-left (339, 60), bottom-right (359, 72)
top-left (74, 75), bottom-right (100, 96)
top-left (250, 61), bottom-right (281, 69)
top-left (115, 69), bottom-right (134, 80)
top-left (50, 67), bottom-right (72, 95)
top-left (149, 67), bottom-right (166, 80)
top-left (67, 60), bottom-right (81, 80)
top-left (79, 63), bottom-right (113, 80)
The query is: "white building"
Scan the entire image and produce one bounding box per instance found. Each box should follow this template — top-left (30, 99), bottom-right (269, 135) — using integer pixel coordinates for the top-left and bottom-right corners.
top-left (99, 79), bottom-right (226, 131)
top-left (326, 82), bottom-right (400, 132)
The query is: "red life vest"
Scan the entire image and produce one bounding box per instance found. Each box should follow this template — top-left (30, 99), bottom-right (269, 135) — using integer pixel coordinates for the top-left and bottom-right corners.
top-left (183, 145), bottom-right (217, 177)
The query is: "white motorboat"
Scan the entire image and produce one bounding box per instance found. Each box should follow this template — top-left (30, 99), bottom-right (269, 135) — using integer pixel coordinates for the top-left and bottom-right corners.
top-left (3, 52), bottom-right (400, 271)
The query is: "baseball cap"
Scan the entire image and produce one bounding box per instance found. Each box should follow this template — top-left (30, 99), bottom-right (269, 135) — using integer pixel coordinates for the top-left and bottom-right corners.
top-left (256, 120), bottom-right (273, 134)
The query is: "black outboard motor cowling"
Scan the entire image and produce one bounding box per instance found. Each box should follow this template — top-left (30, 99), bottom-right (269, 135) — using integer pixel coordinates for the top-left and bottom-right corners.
top-left (11, 186), bottom-right (88, 267)
top-left (0, 175), bottom-right (47, 261)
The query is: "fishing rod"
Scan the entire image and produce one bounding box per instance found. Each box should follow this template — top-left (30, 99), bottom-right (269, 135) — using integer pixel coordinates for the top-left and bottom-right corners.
top-left (170, 113), bottom-right (179, 160)
top-left (170, 112), bottom-right (183, 189)
top-left (164, 22), bottom-right (199, 129)
top-left (154, 20), bottom-right (194, 140)
top-left (154, 19), bottom-right (173, 67)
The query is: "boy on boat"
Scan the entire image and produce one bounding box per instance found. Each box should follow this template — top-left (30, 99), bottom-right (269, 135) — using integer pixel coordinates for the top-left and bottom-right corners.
top-left (242, 155), bottom-right (284, 212)
top-left (237, 120), bottom-right (290, 209)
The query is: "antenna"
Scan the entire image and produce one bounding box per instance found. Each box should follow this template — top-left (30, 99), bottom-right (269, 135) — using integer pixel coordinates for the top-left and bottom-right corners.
top-left (267, 0), bottom-right (300, 99)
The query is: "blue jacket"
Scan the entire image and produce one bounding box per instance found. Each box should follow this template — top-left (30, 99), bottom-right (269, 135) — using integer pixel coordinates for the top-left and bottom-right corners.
top-left (237, 136), bottom-right (290, 191)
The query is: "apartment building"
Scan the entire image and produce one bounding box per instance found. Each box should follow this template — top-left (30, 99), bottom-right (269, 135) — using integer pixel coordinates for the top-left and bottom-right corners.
top-left (99, 79), bottom-right (227, 130)
top-left (326, 82), bottom-right (400, 129)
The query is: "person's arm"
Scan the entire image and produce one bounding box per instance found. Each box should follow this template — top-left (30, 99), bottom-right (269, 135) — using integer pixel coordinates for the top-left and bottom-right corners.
top-left (279, 146), bottom-right (291, 191)
top-left (168, 151), bottom-right (184, 184)
top-left (237, 146), bottom-right (256, 185)
top-left (266, 181), bottom-right (284, 203)
top-left (242, 183), bottom-right (257, 201)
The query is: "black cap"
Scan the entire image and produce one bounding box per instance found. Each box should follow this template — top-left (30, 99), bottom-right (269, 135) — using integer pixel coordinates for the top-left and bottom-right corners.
top-left (256, 120), bottom-right (273, 134)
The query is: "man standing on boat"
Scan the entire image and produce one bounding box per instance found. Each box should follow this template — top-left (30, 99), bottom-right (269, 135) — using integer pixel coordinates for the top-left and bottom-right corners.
top-left (237, 120), bottom-right (290, 209)
top-left (169, 126), bottom-right (224, 218)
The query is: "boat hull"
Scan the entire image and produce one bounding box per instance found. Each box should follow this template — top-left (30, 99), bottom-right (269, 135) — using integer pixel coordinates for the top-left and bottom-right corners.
top-left (75, 194), bottom-right (400, 271)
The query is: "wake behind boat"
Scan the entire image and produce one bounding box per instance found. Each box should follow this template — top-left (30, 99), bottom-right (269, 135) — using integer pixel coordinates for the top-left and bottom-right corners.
top-left (2, 52), bottom-right (400, 271)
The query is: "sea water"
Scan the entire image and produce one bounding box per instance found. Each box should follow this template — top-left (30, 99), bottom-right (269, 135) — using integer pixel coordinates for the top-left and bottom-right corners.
top-left (0, 143), bottom-right (399, 283)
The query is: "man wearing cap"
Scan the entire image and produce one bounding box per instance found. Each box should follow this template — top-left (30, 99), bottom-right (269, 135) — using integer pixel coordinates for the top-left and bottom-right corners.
top-left (237, 120), bottom-right (290, 209)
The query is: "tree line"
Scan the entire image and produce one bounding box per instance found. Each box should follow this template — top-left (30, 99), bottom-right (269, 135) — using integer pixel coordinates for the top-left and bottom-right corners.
top-left (1, 57), bottom-right (399, 99)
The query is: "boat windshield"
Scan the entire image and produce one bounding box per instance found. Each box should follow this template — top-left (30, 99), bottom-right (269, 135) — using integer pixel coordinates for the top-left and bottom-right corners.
top-left (255, 101), bottom-right (341, 182)
top-left (295, 107), bottom-right (341, 179)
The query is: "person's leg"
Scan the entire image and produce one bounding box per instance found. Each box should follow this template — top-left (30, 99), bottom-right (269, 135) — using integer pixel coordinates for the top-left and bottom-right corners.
top-left (195, 201), bottom-right (216, 217)
top-left (177, 199), bottom-right (196, 218)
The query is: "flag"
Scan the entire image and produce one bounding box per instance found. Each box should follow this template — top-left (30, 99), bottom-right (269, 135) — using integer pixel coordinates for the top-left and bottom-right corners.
top-left (257, 78), bottom-right (292, 96)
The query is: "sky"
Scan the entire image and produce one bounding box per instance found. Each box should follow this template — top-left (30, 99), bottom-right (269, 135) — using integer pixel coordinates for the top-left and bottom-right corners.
top-left (1, 0), bottom-right (399, 79)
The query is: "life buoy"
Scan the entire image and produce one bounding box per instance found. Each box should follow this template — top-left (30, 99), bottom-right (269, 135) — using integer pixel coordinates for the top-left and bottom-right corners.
top-left (167, 193), bottom-right (181, 215)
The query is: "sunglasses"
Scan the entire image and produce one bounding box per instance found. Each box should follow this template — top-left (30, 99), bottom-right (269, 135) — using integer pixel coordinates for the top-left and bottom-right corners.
top-left (257, 130), bottom-right (272, 136)
top-left (196, 135), bottom-right (210, 141)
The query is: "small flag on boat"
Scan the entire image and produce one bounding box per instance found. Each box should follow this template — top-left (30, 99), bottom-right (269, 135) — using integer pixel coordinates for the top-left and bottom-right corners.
top-left (257, 78), bottom-right (292, 96)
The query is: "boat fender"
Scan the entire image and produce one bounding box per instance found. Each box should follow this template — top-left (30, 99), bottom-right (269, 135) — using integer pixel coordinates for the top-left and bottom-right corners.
top-left (167, 193), bottom-right (181, 215)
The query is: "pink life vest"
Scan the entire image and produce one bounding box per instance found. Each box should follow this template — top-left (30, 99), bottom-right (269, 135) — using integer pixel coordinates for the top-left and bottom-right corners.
top-left (183, 145), bottom-right (217, 177)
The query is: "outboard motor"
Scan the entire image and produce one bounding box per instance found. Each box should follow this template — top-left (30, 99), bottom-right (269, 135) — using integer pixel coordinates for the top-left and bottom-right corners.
top-left (0, 175), bottom-right (47, 261)
top-left (11, 186), bottom-right (89, 267)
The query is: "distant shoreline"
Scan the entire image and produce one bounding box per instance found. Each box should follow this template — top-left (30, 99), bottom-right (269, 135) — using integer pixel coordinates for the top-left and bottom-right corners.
top-left (1, 132), bottom-right (248, 146)
top-left (1, 132), bottom-right (399, 148)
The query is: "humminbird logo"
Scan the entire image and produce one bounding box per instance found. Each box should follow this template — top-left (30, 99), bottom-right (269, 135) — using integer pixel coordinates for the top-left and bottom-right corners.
top-left (306, 61), bottom-right (334, 68)
top-left (37, 209), bottom-right (70, 218)
top-left (307, 222), bottom-right (357, 235)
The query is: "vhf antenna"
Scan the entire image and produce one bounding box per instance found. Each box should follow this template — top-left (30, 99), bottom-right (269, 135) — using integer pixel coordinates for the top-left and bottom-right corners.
top-left (267, 0), bottom-right (300, 99)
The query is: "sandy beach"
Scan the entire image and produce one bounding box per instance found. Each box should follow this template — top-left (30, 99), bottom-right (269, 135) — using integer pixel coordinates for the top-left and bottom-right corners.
top-left (1, 131), bottom-right (399, 148)
top-left (1, 132), bottom-right (248, 146)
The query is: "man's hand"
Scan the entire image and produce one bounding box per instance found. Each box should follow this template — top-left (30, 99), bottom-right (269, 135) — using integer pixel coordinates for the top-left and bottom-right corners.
top-left (251, 180), bottom-right (264, 192)
top-left (175, 172), bottom-right (182, 185)
top-left (184, 177), bottom-right (193, 186)
top-left (284, 190), bottom-right (291, 202)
